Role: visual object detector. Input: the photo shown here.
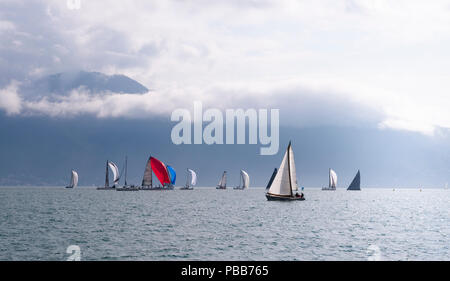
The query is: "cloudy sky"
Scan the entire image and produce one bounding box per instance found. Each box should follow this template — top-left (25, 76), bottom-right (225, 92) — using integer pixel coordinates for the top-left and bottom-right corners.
top-left (1, 0), bottom-right (450, 186)
top-left (0, 0), bottom-right (449, 133)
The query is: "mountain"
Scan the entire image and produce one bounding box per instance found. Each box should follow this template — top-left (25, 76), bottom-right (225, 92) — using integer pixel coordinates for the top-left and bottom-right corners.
top-left (0, 114), bottom-right (449, 187)
top-left (20, 71), bottom-right (149, 98)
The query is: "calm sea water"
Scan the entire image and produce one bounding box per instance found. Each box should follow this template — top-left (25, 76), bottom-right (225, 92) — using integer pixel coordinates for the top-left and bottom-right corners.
top-left (0, 187), bottom-right (448, 261)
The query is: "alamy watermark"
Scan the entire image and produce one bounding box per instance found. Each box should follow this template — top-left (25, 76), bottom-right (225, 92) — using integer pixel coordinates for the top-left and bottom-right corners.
top-left (367, 244), bottom-right (382, 261)
top-left (66, 245), bottom-right (81, 261)
top-left (171, 101), bottom-right (279, 155)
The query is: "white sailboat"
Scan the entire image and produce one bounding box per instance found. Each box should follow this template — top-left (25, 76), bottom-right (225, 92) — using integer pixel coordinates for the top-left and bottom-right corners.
top-left (216, 171), bottom-right (227, 189)
top-left (322, 168), bottom-right (337, 190)
top-left (65, 170), bottom-right (78, 189)
top-left (266, 142), bottom-right (305, 201)
top-left (234, 170), bottom-right (250, 190)
top-left (97, 160), bottom-right (120, 190)
top-left (181, 169), bottom-right (197, 190)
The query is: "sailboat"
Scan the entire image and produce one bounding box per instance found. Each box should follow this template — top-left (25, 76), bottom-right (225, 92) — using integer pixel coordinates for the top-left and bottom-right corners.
top-left (116, 156), bottom-right (139, 191)
top-left (322, 168), bottom-right (337, 190)
top-left (97, 160), bottom-right (120, 190)
top-left (266, 168), bottom-right (277, 190)
top-left (347, 170), bottom-right (361, 191)
top-left (65, 170), bottom-right (78, 189)
top-left (266, 142), bottom-right (305, 201)
top-left (180, 169), bottom-right (197, 190)
top-left (216, 171), bottom-right (227, 189)
top-left (234, 170), bottom-right (250, 190)
top-left (141, 156), bottom-right (174, 190)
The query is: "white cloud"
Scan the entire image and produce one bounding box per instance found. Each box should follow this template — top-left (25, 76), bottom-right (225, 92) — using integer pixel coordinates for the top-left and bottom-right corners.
top-left (1, 0), bottom-right (450, 135)
top-left (0, 82), bottom-right (22, 115)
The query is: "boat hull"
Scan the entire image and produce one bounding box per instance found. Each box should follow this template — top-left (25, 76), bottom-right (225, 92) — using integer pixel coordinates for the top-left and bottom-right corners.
top-left (65, 186), bottom-right (73, 189)
top-left (180, 187), bottom-right (194, 190)
top-left (216, 186), bottom-right (226, 190)
top-left (116, 187), bottom-right (139, 191)
top-left (139, 186), bottom-right (174, 190)
top-left (266, 193), bottom-right (305, 201)
top-left (322, 187), bottom-right (336, 191)
top-left (233, 187), bottom-right (246, 190)
top-left (96, 187), bottom-right (115, 190)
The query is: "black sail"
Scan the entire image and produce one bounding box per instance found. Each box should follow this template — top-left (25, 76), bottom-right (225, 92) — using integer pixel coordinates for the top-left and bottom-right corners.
top-left (266, 168), bottom-right (278, 190)
top-left (141, 156), bottom-right (153, 187)
top-left (347, 170), bottom-right (361, 190)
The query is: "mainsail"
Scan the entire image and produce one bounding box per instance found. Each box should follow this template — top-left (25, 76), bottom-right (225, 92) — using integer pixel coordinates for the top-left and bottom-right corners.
top-left (187, 169), bottom-right (197, 186)
top-left (218, 171), bottom-right (227, 188)
top-left (347, 170), bottom-right (361, 190)
top-left (141, 156), bottom-right (152, 187)
top-left (266, 168), bottom-right (277, 190)
top-left (167, 165), bottom-right (176, 185)
top-left (108, 161), bottom-right (120, 187)
top-left (329, 169), bottom-right (337, 189)
top-left (268, 142), bottom-right (298, 196)
top-left (240, 170), bottom-right (250, 189)
top-left (150, 157), bottom-right (170, 186)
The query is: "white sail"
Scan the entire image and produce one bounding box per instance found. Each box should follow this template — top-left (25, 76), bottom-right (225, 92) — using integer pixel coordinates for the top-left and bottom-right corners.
top-left (268, 144), bottom-right (294, 196)
top-left (218, 171), bottom-right (227, 188)
top-left (71, 170), bottom-right (79, 188)
top-left (108, 161), bottom-right (120, 186)
top-left (241, 170), bottom-right (250, 189)
top-left (289, 146), bottom-right (298, 192)
top-left (188, 169), bottom-right (197, 186)
top-left (329, 169), bottom-right (337, 188)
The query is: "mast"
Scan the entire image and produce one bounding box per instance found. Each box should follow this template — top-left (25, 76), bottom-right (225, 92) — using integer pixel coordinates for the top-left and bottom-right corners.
top-left (124, 156), bottom-right (128, 186)
top-left (105, 160), bottom-right (109, 188)
top-left (287, 141), bottom-right (293, 196)
top-left (186, 169), bottom-right (190, 188)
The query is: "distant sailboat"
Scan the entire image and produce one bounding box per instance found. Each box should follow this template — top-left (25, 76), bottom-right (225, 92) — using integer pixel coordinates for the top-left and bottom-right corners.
top-left (65, 170), bottom-right (78, 189)
top-left (181, 169), bottom-right (197, 190)
top-left (216, 171), bottom-right (227, 189)
top-left (347, 170), bottom-right (361, 191)
top-left (266, 168), bottom-right (277, 190)
top-left (116, 156), bottom-right (139, 191)
top-left (97, 160), bottom-right (120, 190)
top-left (266, 142), bottom-right (305, 201)
top-left (322, 168), bottom-right (337, 190)
top-left (234, 170), bottom-right (250, 190)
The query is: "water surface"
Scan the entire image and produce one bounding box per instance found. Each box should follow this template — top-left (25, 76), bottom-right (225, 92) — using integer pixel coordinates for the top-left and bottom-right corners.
top-left (0, 187), bottom-right (448, 260)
